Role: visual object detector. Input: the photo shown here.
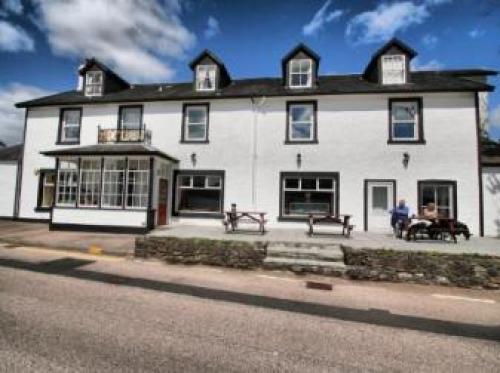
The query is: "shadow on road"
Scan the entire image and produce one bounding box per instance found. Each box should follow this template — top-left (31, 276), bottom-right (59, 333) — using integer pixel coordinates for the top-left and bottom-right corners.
top-left (1, 257), bottom-right (499, 342)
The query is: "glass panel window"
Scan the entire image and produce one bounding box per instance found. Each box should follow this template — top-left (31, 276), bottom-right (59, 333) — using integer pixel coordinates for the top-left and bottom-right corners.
top-left (184, 105), bottom-right (208, 141)
top-left (120, 107), bottom-right (142, 130)
top-left (282, 174), bottom-right (336, 217)
top-left (288, 103), bottom-right (314, 141)
top-left (382, 55), bottom-right (405, 84)
top-left (391, 101), bottom-right (419, 141)
top-left (60, 109), bottom-right (81, 143)
top-left (101, 158), bottom-right (126, 208)
top-left (372, 186), bottom-right (388, 210)
top-left (289, 59), bottom-right (312, 88)
top-left (196, 65), bottom-right (216, 91)
top-left (85, 71), bottom-right (103, 96)
top-left (126, 159), bottom-right (149, 209)
top-left (56, 159), bottom-right (78, 206)
top-left (419, 182), bottom-right (455, 218)
top-left (176, 173), bottom-right (223, 214)
top-left (39, 171), bottom-right (55, 208)
top-left (79, 159), bottom-right (101, 207)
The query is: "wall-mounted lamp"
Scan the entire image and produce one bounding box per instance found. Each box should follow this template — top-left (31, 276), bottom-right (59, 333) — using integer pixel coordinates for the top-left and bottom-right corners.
top-left (403, 152), bottom-right (410, 168)
top-left (296, 153), bottom-right (302, 169)
top-left (191, 152), bottom-right (197, 167)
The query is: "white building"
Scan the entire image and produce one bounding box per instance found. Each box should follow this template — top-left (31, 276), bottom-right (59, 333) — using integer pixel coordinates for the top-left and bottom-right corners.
top-left (13, 38), bottom-right (497, 235)
top-left (0, 144), bottom-right (22, 219)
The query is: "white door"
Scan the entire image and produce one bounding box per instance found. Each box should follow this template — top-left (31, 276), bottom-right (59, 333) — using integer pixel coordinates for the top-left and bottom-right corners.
top-left (366, 181), bottom-right (395, 233)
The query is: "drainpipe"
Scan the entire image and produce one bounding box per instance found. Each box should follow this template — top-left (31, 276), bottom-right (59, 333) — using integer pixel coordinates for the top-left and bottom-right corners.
top-left (250, 96), bottom-right (266, 209)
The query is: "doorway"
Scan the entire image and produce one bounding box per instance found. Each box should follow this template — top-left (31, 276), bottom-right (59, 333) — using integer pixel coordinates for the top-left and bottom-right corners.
top-left (157, 179), bottom-right (168, 226)
top-left (364, 180), bottom-right (396, 232)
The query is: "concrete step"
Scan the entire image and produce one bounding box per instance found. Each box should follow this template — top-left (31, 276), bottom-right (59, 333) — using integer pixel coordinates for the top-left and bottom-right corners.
top-left (263, 257), bottom-right (347, 276)
top-left (266, 245), bottom-right (344, 261)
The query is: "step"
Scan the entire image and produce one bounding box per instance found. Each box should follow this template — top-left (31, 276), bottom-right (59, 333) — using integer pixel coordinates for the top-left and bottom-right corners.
top-left (266, 245), bottom-right (344, 262)
top-left (263, 257), bottom-right (347, 276)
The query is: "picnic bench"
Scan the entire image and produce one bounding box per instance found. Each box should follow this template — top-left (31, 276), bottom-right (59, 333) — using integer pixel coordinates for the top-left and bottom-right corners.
top-left (307, 214), bottom-right (353, 237)
top-left (223, 204), bottom-right (267, 234)
top-left (405, 217), bottom-right (471, 243)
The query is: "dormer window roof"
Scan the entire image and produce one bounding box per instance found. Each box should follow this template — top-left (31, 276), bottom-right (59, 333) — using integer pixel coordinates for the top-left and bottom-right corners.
top-left (189, 50), bottom-right (231, 92)
top-left (79, 58), bottom-right (129, 97)
top-left (282, 43), bottom-right (320, 89)
top-left (363, 38), bottom-right (417, 85)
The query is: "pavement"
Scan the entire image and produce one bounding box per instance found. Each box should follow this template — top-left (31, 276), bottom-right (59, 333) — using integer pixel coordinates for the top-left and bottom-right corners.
top-left (1, 243), bottom-right (499, 372)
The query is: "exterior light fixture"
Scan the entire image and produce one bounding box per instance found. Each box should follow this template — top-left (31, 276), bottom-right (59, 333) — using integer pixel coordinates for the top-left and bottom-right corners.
top-left (403, 152), bottom-right (410, 168)
top-left (297, 153), bottom-right (302, 168)
top-left (191, 152), bottom-right (197, 167)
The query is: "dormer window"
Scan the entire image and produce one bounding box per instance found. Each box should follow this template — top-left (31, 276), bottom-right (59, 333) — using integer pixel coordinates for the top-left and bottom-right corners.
top-left (382, 55), bottom-right (406, 84)
top-left (85, 71), bottom-right (103, 96)
top-left (289, 59), bottom-right (312, 88)
top-left (196, 65), bottom-right (216, 91)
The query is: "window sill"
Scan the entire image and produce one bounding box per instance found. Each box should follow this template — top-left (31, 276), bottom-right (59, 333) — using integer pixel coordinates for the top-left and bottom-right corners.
top-left (180, 140), bottom-right (210, 144)
top-left (387, 139), bottom-right (426, 145)
top-left (284, 140), bottom-right (319, 145)
top-left (55, 141), bottom-right (80, 145)
top-left (174, 212), bottom-right (224, 219)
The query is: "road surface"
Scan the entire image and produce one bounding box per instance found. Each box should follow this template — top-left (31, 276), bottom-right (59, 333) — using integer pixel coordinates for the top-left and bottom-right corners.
top-left (1, 244), bottom-right (499, 372)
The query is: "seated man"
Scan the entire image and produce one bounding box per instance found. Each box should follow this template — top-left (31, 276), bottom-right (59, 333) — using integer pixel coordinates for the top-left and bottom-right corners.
top-left (390, 199), bottom-right (411, 238)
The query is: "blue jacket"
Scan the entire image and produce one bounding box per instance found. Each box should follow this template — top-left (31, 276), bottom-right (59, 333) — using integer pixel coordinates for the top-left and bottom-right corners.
top-left (390, 206), bottom-right (410, 227)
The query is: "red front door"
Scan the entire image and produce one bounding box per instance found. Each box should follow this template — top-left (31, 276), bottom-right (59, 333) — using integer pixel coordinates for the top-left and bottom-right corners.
top-left (157, 179), bottom-right (168, 226)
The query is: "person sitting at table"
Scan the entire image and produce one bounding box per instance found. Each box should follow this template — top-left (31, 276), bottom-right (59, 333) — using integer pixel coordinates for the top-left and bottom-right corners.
top-left (390, 199), bottom-right (412, 238)
top-left (422, 202), bottom-right (439, 220)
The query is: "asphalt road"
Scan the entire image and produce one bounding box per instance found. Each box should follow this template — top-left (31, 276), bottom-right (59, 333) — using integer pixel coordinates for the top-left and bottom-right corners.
top-left (1, 245), bottom-right (499, 372)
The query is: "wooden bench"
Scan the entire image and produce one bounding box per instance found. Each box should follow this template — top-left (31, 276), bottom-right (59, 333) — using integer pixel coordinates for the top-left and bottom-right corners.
top-left (307, 214), bottom-right (353, 237)
top-left (223, 204), bottom-right (267, 235)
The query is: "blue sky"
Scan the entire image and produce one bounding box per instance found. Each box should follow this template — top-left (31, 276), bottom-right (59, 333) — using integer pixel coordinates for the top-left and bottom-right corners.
top-left (0, 0), bottom-right (499, 144)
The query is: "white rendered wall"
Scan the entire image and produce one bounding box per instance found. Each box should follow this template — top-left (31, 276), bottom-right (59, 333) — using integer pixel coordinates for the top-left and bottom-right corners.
top-left (20, 92), bottom-right (481, 234)
top-left (51, 207), bottom-right (147, 228)
top-left (0, 162), bottom-right (18, 217)
top-left (482, 167), bottom-right (500, 237)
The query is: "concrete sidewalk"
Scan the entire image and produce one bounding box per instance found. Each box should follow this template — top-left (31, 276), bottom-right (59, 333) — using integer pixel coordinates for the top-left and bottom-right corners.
top-left (0, 220), bottom-right (136, 256)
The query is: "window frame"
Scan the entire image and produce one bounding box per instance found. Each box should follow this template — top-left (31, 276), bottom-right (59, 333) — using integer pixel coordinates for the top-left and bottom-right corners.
top-left (36, 169), bottom-right (56, 212)
top-left (285, 101), bottom-right (318, 144)
top-left (381, 54), bottom-right (406, 85)
top-left (55, 158), bottom-right (79, 207)
top-left (78, 158), bottom-right (102, 208)
top-left (125, 158), bottom-right (150, 210)
top-left (417, 180), bottom-right (457, 219)
top-left (85, 70), bottom-right (104, 96)
top-left (57, 108), bottom-right (82, 145)
top-left (288, 58), bottom-right (313, 88)
top-left (195, 64), bottom-right (217, 92)
top-left (388, 97), bottom-right (425, 144)
top-left (181, 103), bottom-right (210, 143)
top-left (279, 172), bottom-right (339, 221)
top-left (101, 157), bottom-right (127, 209)
top-left (118, 105), bottom-right (143, 131)
top-left (172, 170), bottom-right (225, 218)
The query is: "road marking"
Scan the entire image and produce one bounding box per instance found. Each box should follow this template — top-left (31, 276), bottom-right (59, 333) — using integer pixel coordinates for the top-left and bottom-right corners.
top-left (431, 294), bottom-right (496, 304)
top-left (256, 274), bottom-right (298, 282)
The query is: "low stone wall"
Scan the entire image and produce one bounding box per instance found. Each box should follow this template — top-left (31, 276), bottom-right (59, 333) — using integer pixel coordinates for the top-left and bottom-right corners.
top-left (135, 236), bottom-right (267, 269)
top-left (343, 247), bottom-right (500, 289)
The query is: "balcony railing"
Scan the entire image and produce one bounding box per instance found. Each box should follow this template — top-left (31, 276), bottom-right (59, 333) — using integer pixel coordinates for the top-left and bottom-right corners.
top-left (98, 126), bottom-right (151, 144)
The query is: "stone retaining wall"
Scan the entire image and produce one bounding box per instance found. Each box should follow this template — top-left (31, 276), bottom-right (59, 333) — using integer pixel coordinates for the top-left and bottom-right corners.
top-left (343, 247), bottom-right (500, 289)
top-left (135, 237), bottom-right (267, 269)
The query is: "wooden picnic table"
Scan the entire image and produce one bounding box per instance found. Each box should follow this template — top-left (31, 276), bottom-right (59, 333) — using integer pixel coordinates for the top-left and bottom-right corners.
top-left (307, 214), bottom-right (353, 237)
top-left (223, 207), bottom-right (267, 234)
top-left (406, 217), bottom-right (459, 243)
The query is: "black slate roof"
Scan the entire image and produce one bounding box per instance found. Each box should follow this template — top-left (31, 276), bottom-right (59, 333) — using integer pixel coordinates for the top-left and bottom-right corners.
top-left (0, 144), bottom-right (23, 161)
top-left (40, 144), bottom-right (178, 163)
top-left (16, 70), bottom-right (495, 108)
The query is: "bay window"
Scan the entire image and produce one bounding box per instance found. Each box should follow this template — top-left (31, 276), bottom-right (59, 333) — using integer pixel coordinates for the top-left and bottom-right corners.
top-left (56, 159), bottom-right (78, 206)
top-left (175, 171), bottom-right (224, 215)
top-left (101, 158), bottom-right (126, 208)
top-left (126, 159), bottom-right (149, 209)
top-left (79, 159), bottom-right (101, 207)
top-left (280, 172), bottom-right (338, 218)
top-left (37, 170), bottom-right (55, 210)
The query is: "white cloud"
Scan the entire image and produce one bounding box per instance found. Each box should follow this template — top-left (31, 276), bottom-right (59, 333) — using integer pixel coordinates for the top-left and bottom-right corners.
top-left (1, 0), bottom-right (23, 15)
top-left (411, 57), bottom-right (444, 70)
top-left (0, 83), bottom-right (51, 145)
top-left (0, 21), bottom-right (34, 52)
top-left (302, 0), bottom-right (343, 36)
top-left (204, 16), bottom-right (220, 39)
top-left (468, 28), bottom-right (485, 38)
top-left (491, 105), bottom-right (500, 129)
top-left (30, 0), bottom-right (196, 82)
top-left (346, 1), bottom-right (448, 45)
top-left (422, 34), bottom-right (438, 48)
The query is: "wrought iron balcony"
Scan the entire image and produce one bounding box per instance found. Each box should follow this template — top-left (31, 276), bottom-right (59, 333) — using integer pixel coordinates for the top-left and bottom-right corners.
top-left (98, 126), bottom-right (151, 144)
